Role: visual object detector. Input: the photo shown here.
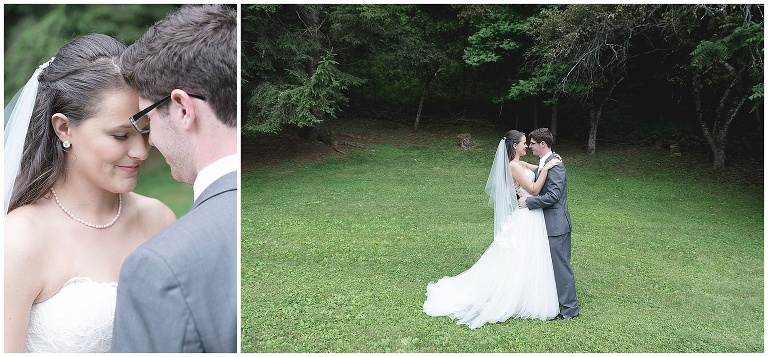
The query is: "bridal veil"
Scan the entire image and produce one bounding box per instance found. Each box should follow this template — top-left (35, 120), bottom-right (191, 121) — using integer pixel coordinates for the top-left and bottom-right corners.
top-left (4, 58), bottom-right (53, 214)
top-left (485, 138), bottom-right (518, 246)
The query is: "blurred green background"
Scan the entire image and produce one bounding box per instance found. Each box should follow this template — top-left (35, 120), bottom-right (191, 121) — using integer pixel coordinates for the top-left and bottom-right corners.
top-left (4, 4), bottom-right (192, 216)
top-left (134, 150), bottom-right (193, 218)
top-left (4, 4), bottom-right (180, 105)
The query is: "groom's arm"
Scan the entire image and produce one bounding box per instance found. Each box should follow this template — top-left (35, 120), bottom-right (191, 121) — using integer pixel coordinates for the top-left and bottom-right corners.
top-left (525, 164), bottom-right (566, 209)
top-left (112, 248), bottom-right (200, 353)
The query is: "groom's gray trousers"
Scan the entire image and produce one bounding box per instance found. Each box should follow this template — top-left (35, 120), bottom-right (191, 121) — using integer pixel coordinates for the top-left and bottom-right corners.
top-left (528, 159), bottom-right (579, 318)
top-left (549, 232), bottom-right (579, 317)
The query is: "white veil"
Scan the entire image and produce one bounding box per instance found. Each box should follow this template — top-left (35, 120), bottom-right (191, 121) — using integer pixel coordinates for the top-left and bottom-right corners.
top-left (484, 138), bottom-right (517, 246)
top-left (4, 59), bottom-right (52, 215)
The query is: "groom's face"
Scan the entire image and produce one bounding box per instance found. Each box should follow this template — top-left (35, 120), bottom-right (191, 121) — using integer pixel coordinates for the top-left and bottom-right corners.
top-left (139, 95), bottom-right (193, 184)
top-left (528, 136), bottom-right (542, 157)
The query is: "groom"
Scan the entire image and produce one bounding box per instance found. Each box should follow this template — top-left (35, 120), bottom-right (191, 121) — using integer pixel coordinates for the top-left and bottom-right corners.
top-left (112, 5), bottom-right (237, 352)
top-left (519, 128), bottom-right (579, 320)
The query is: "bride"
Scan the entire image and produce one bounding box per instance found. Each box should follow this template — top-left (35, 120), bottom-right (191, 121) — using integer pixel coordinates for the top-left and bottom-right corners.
top-left (3, 34), bottom-right (175, 352)
top-left (423, 129), bottom-right (560, 328)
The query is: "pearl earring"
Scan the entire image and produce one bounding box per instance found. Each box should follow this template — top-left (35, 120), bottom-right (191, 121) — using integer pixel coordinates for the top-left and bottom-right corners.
top-left (62, 140), bottom-right (71, 149)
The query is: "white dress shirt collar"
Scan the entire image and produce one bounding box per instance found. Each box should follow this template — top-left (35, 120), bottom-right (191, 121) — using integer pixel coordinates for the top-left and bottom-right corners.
top-left (539, 151), bottom-right (553, 168)
top-left (193, 154), bottom-right (238, 202)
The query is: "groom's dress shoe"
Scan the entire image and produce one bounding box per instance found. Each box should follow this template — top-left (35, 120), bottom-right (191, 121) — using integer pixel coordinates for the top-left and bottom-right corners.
top-left (550, 313), bottom-right (578, 321)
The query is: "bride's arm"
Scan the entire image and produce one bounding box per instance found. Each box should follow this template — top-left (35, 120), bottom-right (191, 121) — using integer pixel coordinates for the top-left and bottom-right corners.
top-left (4, 214), bottom-right (46, 352)
top-left (510, 159), bottom-right (562, 196)
top-left (525, 153), bottom-right (563, 172)
top-left (531, 158), bottom-right (561, 195)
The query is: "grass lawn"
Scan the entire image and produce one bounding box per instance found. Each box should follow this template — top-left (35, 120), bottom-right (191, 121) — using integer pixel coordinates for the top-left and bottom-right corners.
top-left (240, 119), bottom-right (763, 353)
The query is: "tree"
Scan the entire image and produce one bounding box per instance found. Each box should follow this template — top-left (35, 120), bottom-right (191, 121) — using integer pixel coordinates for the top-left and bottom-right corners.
top-left (4, 4), bottom-right (178, 105)
top-left (664, 4), bottom-right (763, 169)
top-left (394, 5), bottom-right (466, 131)
top-left (241, 5), bottom-right (364, 147)
top-left (332, 4), bottom-right (422, 119)
top-left (461, 5), bottom-right (556, 132)
top-left (530, 4), bottom-right (662, 154)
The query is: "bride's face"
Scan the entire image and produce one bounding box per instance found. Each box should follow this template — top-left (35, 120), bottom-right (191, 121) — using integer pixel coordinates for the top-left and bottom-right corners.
top-left (515, 135), bottom-right (528, 158)
top-left (62, 88), bottom-right (150, 193)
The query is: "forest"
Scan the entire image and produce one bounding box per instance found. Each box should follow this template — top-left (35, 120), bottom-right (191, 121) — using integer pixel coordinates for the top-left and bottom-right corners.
top-left (4, 4), bottom-right (762, 170)
top-left (241, 4), bottom-right (764, 169)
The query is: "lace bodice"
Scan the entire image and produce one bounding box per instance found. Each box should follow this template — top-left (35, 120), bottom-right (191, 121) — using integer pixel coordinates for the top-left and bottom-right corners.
top-left (25, 277), bottom-right (117, 353)
top-left (514, 169), bottom-right (536, 199)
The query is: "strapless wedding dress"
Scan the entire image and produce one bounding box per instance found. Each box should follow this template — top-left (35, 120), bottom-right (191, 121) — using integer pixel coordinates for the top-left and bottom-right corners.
top-left (25, 277), bottom-right (117, 352)
top-left (423, 169), bottom-right (559, 328)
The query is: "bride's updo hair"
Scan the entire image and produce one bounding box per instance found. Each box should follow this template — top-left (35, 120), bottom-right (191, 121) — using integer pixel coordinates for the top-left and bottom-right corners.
top-left (8, 34), bottom-right (128, 213)
top-left (503, 130), bottom-right (525, 161)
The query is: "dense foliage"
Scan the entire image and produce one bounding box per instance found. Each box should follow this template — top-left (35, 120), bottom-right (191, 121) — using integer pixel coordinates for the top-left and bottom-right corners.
top-left (241, 5), bottom-right (364, 136)
top-left (4, 4), bottom-right (179, 105)
top-left (242, 4), bottom-right (763, 167)
top-left (5, 5), bottom-right (761, 167)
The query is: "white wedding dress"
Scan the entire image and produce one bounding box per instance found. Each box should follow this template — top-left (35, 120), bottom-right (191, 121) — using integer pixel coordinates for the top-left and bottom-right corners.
top-left (25, 277), bottom-right (117, 352)
top-left (423, 169), bottom-right (559, 328)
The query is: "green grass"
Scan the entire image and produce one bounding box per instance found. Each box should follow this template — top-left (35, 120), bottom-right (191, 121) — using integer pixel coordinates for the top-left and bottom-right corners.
top-left (133, 148), bottom-right (192, 217)
top-left (240, 120), bottom-right (763, 353)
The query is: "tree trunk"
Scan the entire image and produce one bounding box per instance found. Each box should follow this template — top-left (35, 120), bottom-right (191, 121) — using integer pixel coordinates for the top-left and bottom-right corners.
top-left (305, 7), bottom-right (336, 147)
top-left (586, 77), bottom-right (622, 155)
top-left (414, 66), bottom-right (442, 131)
top-left (514, 105), bottom-right (519, 130)
top-left (711, 143), bottom-right (727, 169)
top-left (550, 98), bottom-right (559, 139)
top-left (586, 107), bottom-right (598, 155)
top-left (307, 62), bottom-right (335, 146)
top-left (414, 88), bottom-right (427, 132)
top-left (310, 110), bottom-right (335, 146)
top-left (692, 64), bottom-right (747, 170)
top-left (532, 94), bottom-right (539, 129)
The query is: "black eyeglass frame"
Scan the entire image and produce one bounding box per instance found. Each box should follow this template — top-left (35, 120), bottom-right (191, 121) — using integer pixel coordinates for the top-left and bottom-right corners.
top-left (129, 93), bottom-right (206, 133)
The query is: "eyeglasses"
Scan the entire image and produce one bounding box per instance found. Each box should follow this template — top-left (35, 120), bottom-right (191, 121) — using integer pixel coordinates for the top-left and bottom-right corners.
top-left (129, 93), bottom-right (206, 133)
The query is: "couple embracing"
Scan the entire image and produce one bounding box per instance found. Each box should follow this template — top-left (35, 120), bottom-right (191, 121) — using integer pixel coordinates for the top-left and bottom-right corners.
top-left (4, 5), bottom-right (237, 352)
top-left (424, 128), bottom-right (579, 328)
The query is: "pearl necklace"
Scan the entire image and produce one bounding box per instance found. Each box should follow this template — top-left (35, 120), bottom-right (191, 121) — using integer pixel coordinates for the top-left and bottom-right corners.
top-left (51, 189), bottom-right (122, 229)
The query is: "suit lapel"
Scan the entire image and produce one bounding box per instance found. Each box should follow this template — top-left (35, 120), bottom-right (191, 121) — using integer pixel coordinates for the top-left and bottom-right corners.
top-left (192, 171), bottom-right (237, 210)
top-left (536, 154), bottom-right (554, 191)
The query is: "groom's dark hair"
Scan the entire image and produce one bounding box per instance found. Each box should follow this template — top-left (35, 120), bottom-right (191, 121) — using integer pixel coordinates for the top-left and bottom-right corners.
top-left (119, 4), bottom-right (237, 128)
top-left (529, 128), bottom-right (554, 148)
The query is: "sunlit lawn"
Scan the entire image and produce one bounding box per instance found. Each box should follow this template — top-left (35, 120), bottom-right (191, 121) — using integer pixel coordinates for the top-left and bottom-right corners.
top-left (240, 120), bottom-right (763, 352)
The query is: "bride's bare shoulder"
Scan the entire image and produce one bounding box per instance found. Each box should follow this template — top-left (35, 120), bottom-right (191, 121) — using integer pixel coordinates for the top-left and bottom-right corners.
top-left (508, 160), bottom-right (525, 171)
top-left (5, 203), bottom-right (47, 234)
top-left (127, 192), bottom-right (176, 226)
top-left (4, 204), bottom-right (51, 258)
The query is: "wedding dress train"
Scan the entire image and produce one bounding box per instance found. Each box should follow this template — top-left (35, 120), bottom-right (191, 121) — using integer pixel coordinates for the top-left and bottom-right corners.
top-left (423, 169), bottom-right (559, 329)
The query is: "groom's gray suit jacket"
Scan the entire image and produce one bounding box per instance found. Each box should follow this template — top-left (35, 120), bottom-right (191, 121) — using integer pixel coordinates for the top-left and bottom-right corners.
top-left (526, 156), bottom-right (579, 317)
top-left (526, 156), bottom-right (571, 236)
top-left (112, 171), bottom-right (237, 353)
